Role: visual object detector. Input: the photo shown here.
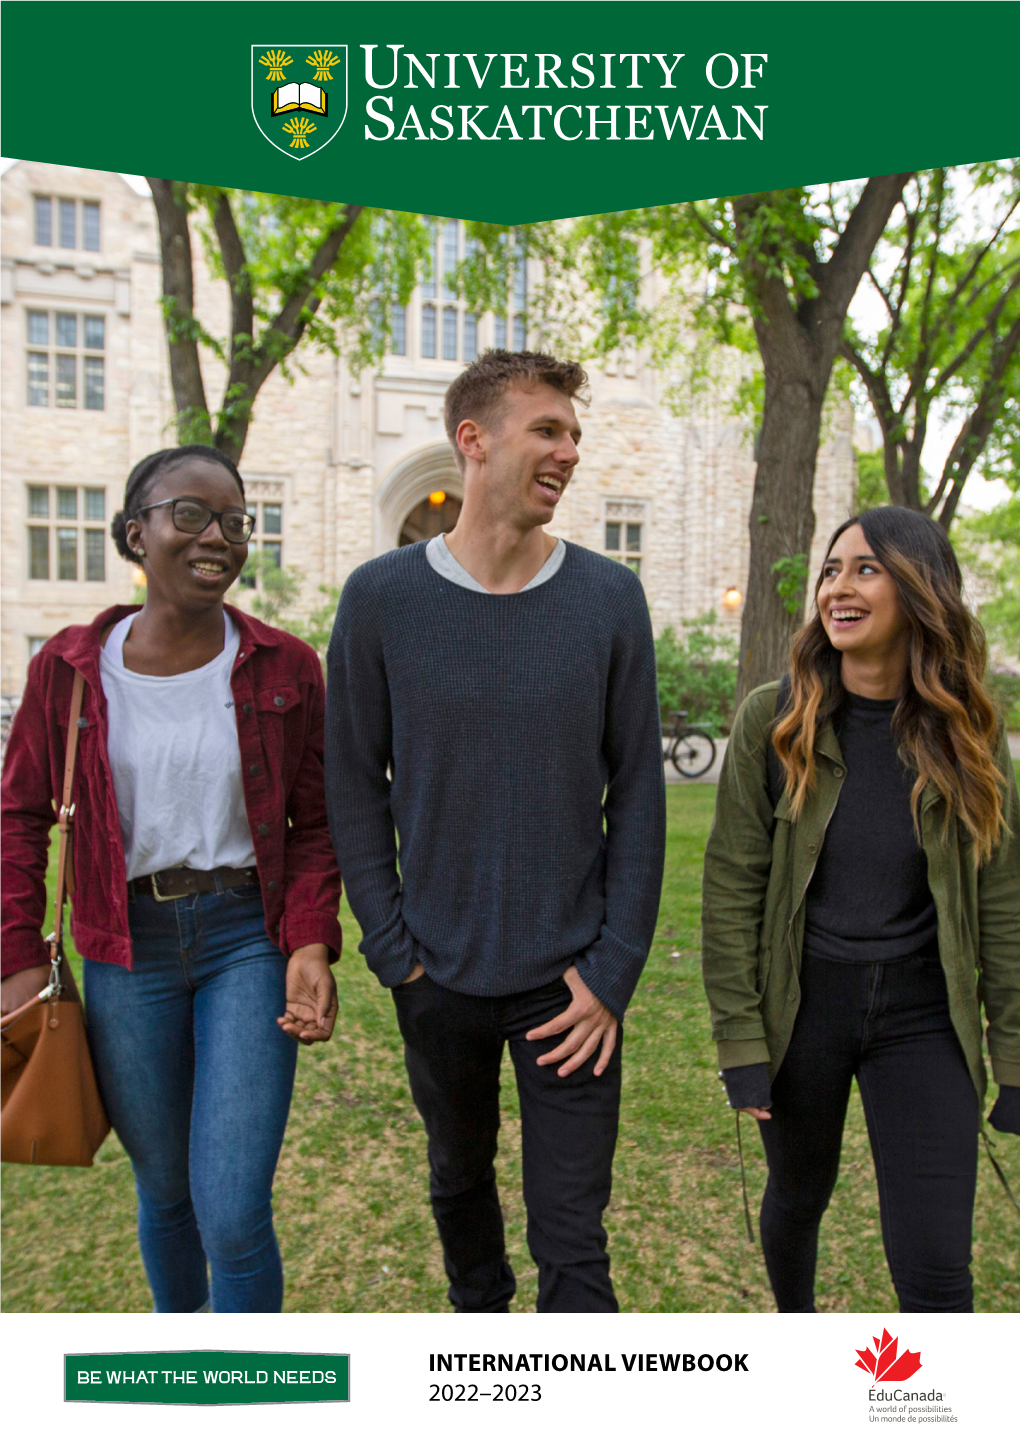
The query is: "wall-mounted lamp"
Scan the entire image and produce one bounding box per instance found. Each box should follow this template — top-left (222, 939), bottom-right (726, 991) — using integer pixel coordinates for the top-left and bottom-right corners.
top-left (722, 586), bottom-right (743, 610)
top-left (428, 490), bottom-right (447, 507)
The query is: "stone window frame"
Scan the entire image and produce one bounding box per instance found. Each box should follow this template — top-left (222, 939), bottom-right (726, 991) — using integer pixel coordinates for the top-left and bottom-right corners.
top-left (25, 307), bottom-right (106, 411)
top-left (390, 303), bottom-right (407, 356)
top-left (421, 302), bottom-right (437, 358)
top-left (602, 498), bottom-right (649, 578)
top-left (33, 195), bottom-right (101, 253)
top-left (239, 479), bottom-right (286, 587)
top-left (420, 218), bottom-right (476, 361)
top-left (463, 311), bottom-right (478, 363)
top-left (25, 482), bottom-right (107, 584)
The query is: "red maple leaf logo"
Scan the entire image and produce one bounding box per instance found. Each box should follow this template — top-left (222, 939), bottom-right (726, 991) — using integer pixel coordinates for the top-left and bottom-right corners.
top-left (855, 1329), bottom-right (922, 1383)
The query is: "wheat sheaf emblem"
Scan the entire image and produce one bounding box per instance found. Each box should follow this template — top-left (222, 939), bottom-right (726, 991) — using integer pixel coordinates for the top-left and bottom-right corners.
top-left (259, 49), bottom-right (292, 83)
top-left (307, 49), bottom-right (340, 82)
top-left (282, 117), bottom-right (317, 149)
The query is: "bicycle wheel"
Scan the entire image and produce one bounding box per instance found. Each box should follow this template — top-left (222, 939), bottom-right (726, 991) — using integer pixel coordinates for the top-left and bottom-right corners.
top-left (670, 729), bottom-right (716, 778)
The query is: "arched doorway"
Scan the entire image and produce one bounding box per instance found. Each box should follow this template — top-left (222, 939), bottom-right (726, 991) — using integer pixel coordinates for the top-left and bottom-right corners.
top-left (398, 491), bottom-right (462, 545)
top-left (374, 443), bottom-right (463, 553)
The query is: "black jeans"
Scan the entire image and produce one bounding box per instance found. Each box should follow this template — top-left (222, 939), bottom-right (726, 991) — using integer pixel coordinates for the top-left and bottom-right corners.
top-left (759, 953), bottom-right (979, 1313)
top-left (392, 973), bottom-right (621, 1313)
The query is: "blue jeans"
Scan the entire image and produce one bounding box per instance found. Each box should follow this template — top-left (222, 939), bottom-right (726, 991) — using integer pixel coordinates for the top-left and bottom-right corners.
top-left (84, 884), bottom-right (298, 1313)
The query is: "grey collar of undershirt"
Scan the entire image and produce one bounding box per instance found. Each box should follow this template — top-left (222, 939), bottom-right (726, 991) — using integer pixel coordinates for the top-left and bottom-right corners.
top-left (425, 533), bottom-right (566, 594)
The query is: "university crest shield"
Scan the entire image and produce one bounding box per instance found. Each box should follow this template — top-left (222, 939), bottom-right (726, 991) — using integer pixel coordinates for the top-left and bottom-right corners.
top-left (250, 45), bottom-right (348, 159)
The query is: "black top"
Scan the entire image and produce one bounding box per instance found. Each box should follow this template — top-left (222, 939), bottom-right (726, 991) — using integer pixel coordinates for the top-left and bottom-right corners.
top-left (803, 690), bottom-right (938, 963)
top-left (722, 684), bottom-right (1020, 1119)
top-left (323, 541), bottom-right (666, 1019)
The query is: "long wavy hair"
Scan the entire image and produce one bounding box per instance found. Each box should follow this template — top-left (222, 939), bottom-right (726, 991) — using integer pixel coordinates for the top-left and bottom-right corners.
top-left (772, 507), bottom-right (1007, 862)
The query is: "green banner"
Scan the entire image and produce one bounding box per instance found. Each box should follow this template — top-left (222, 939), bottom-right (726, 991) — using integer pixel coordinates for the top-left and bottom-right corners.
top-left (1, 2), bottom-right (1017, 219)
top-left (64, 1352), bottom-right (349, 1405)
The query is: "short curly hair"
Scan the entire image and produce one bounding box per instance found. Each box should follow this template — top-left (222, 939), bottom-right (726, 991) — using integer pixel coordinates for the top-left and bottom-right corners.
top-left (110, 445), bottom-right (246, 562)
top-left (443, 349), bottom-right (589, 470)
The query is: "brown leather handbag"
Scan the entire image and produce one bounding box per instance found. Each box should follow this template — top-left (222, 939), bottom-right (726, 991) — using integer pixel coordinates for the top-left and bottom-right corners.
top-left (0, 671), bottom-right (110, 1165)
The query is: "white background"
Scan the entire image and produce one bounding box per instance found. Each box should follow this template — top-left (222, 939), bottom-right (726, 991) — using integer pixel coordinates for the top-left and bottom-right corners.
top-left (1, 1311), bottom-right (1013, 1440)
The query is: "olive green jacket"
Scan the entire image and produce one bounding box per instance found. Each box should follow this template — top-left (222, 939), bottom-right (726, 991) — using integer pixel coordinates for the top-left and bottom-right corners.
top-left (701, 680), bottom-right (1020, 1102)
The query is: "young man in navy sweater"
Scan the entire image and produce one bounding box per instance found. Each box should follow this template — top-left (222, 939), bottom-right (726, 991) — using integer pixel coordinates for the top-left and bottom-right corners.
top-left (325, 351), bottom-right (665, 1312)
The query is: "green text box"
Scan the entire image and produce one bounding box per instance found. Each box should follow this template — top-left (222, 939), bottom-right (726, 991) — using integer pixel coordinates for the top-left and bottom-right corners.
top-left (2, 3), bottom-right (1018, 220)
top-left (65, 1352), bottom-right (349, 1404)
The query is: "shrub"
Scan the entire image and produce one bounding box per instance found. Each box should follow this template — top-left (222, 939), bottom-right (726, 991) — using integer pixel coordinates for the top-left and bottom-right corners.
top-left (655, 612), bottom-right (738, 734)
top-left (236, 554), bottom-right (340, 658)
top-left (987, 668), bottom-right (1020, 731)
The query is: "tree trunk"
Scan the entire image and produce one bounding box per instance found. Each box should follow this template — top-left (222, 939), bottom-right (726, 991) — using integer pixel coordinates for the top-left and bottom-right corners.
top-left (209, 192), bottom-right (255, 464)
top-left (899, 430), bottom-right (927, 511)
top-left (147, 183), bottom-right (365, 465)
top-left (734, 174), bottom-right (912, 704)
top-left (738, 348), bottom-right (826, 698)
top-left (930, 308), bottom-right (1020, 530)
top-left (146, 178), bottom-right (212, 444)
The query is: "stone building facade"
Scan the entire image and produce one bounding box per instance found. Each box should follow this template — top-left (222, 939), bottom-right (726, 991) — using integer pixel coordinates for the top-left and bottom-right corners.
top-left (1, 160), bottom-right (857, 695)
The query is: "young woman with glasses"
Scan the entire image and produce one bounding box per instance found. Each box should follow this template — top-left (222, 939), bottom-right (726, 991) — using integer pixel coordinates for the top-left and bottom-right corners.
top-left (1, 445), bottom-right (343, 1313)
top-left (702, 506), bottom-right (1019, 1313)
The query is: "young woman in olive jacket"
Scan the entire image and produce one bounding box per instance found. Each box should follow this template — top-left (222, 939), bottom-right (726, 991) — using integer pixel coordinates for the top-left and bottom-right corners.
top-left (702, 506), bottom-right (1020, 1313)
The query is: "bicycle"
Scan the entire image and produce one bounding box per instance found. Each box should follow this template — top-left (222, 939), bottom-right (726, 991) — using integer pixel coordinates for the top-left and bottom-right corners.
top-left (666, 710), bottom-right (717, 778)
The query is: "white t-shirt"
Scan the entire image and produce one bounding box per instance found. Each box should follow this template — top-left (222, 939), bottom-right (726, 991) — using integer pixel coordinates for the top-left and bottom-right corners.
top-left (100, 612), bottom-right (257, 881)
top-left (425, 533), bottom-right (566, 592)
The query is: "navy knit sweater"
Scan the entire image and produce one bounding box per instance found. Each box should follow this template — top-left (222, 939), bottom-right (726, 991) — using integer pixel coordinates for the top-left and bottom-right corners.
top-left (324, 540), bottom-right (666, 1019)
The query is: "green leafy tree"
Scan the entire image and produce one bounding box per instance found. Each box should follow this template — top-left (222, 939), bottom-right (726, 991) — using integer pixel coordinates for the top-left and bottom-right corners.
top-left (236, 553), bottom-right (340, 657)
top-left (841, 164), bottom-right (1020, 529)
top-left (146, 181), bottom-right (432, 463)
top-left (512, 180), bottom-right (911, 702)
top-left (771, 553), bottom-right (812, 618)
top-left (854, 448), bottom-right (891, 511)
top-left (955, 492), bottom-right (1020, 658)
top-left (289, 582), bottom-right (343, 658)
top-left (456, 221), bottom-right (578, 351)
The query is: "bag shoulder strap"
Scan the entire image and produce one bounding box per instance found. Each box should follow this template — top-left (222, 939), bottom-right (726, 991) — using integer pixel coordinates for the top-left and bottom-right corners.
top-left (51, 671), bottom-right (85, 962)
top-left (765, 673), bottom-right (792, 815)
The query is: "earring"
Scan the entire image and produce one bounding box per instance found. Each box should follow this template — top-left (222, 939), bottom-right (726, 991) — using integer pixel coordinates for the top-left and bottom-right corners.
top-left (135, 547), bottom-right (146, 557)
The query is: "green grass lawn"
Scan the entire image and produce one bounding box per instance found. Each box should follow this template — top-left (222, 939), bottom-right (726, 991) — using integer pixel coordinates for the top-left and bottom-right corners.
top-left (2, 786), bottom-right (1017, 1313)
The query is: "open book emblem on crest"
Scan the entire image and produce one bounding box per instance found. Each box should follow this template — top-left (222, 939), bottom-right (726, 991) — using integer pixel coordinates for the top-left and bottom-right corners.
top-left (251, 46), bottom-right (348, 159)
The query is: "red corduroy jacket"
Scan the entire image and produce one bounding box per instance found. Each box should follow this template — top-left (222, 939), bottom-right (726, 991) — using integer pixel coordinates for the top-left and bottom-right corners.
top-left (1, 604), bottom-right (342, 976)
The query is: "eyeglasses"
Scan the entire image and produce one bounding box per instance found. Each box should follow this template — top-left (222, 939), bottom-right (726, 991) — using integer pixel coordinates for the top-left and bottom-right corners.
top-left (135, 498), bottom-right (255, 543)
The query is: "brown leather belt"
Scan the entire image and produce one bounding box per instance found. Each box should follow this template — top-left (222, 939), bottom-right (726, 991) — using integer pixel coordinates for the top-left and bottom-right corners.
top-left (132, 865), bottom-right (259, 902)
